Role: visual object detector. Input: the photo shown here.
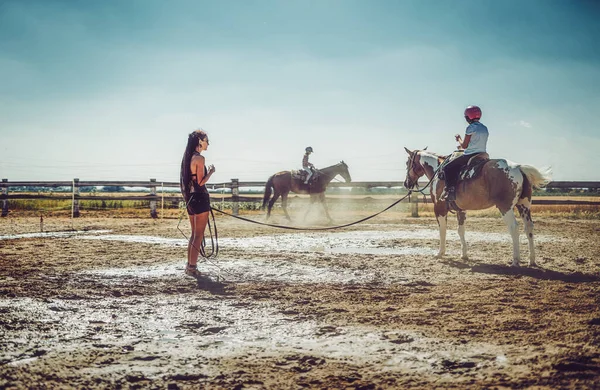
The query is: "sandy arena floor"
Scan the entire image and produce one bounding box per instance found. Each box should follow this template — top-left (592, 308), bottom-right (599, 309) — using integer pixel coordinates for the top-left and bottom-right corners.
top-left (1, 210), bottom-right (599, 389)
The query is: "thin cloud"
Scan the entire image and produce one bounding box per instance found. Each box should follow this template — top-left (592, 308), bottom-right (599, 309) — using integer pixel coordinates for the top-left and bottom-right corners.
top-left (511, 120), bottom-right (532, 128)
top-left (519, 120), bottom-right (532, 128)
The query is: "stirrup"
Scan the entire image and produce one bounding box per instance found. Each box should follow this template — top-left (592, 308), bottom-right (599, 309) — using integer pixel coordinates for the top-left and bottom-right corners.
top-left (444, 188), bottom-right (461, 212)
top-left (440, 187), bottom-right (454, 201)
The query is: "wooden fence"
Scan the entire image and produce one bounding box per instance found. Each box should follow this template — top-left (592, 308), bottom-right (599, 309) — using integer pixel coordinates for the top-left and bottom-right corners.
top-left (1, 178), bottom-right (599, 218)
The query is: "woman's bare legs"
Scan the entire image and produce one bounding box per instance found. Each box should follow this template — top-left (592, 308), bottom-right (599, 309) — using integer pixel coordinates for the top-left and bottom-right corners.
top-left (187, 212), bottom-right (209, 267)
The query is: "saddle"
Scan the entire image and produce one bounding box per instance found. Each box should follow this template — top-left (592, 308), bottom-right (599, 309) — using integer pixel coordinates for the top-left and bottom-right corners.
top-left (441, 152), bottom-right (490, 213)
top-left (291, 169), bottom-right (319, 183)
top-left (438, 151), bottom-right (463, 174)
top-left (458, 152), bottom-right (490, 181)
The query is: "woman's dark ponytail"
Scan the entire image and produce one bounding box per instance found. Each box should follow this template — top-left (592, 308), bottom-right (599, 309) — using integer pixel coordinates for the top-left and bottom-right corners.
top-left (180, 130), bottom-right (207, 202)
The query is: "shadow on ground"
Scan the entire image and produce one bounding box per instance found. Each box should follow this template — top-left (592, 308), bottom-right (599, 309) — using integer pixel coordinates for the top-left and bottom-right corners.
top-left (195, 276), bottom-right (232, 295)
top-left (470, 264), bottom-right (600, 283)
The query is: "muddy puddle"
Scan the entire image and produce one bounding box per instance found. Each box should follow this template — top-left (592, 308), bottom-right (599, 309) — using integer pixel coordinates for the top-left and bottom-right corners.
top-left (0, 229), bottom-right (111, 240)
top-left (72, 227), bottom-right (560, 255)
top-left (0, 295), bottom-right (530, 378)
top-left (81, 258), bottom-right (409, 285)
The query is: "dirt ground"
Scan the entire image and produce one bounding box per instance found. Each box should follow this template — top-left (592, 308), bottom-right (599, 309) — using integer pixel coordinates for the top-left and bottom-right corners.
top-left (1, 208), bottom-right (599, 389)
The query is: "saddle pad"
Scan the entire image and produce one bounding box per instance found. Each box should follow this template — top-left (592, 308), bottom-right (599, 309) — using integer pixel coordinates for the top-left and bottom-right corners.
top-left (291, 170), bottom-right (307, 180)
top-left (459, 159), bottom-right (488, 181)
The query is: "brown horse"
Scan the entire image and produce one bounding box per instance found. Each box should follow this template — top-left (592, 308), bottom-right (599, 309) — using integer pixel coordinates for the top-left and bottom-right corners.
top-left (262, 161), bottom-right (352, 222)
top-left (403, 147), bottom-right (550, 267)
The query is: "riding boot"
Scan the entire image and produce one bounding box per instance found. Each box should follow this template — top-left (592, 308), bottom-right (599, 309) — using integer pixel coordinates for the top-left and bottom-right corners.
top-left (446, 187), bottom-right (456, 202)
top-left (441, 186), bottom-right (455, 202)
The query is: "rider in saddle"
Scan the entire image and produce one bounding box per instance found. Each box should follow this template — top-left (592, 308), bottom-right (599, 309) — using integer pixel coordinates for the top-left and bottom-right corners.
top-left (302, 146), bottom-right (315, 184)
top-left (441, 105), bottom-right (489, 202)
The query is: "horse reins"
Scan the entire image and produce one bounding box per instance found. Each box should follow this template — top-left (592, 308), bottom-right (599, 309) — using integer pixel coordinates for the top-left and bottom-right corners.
top-left (177, 153), bottom-right (441, 280)
top-left (176, 202), bottom-right (223, 277)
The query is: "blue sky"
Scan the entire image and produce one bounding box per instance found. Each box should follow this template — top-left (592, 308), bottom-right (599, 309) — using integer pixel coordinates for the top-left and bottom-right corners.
top-left (1, 0), bottom-right (599, 183)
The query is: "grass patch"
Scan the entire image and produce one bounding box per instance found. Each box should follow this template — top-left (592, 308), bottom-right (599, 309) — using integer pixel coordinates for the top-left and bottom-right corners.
top-left (3, 195), bottom-right (599, 219)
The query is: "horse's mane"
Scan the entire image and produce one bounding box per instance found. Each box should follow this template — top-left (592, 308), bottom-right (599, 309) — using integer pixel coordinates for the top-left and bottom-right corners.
top-left (320, 161), bottom-right (346, 170)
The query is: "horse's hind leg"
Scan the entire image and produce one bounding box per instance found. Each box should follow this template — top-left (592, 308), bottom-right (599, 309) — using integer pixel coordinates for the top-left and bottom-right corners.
top-left (457, 211), bottom-right (468, 260)
top-left (516, 200), bottom-right (536, 266)
top-left (267, 191), bottom-right (281, 220)
top-left (501, 208), bottom-right (521, 267)
top-left (281, 193), bottom-right (292, 221)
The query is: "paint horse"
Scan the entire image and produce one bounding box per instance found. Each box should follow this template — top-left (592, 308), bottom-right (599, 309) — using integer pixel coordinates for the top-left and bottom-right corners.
top-left (262, 161), bottom-right (352, 222)
top-left (403, 148), bottom-right (550, 267)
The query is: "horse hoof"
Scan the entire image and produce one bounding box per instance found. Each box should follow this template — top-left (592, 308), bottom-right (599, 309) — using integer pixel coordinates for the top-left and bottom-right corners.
top-left (511, 262), bottom-right (520, 267)
top-left (529, 261), bottom-right (537, 267)
top-left (435, 254), bottom-right (444, 259)
top-left (461, 256), bottom-right (469, 261)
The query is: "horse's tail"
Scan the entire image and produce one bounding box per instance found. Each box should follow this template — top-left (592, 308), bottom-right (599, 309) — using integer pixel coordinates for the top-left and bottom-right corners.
top-left (519, 165), bottom-right (552, 189)
top-left (262, 175), bottom-right (274, 209)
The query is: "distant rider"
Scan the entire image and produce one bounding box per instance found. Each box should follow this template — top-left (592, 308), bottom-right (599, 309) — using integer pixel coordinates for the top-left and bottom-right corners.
top-left (302, 146), bottom-right (315, 184)
top-left (441, 105), bottom-right (489, 201)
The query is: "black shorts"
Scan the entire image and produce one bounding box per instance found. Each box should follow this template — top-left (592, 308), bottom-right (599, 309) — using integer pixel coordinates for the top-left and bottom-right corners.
top-left (187, 192), bottom-right (211, 215)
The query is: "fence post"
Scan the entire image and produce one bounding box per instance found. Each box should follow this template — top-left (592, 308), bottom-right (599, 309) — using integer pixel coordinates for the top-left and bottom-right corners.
top-left (410, 194), bottom-right (419, 217)
top-left (161, 182), bottom-right (164, 219)
top-left (72, 178), bottom-right (80, 218)
top-left (149, 178), bottom-right (158, 218)
top-left (231, 178), bottom-right (239, 216)
top-left (221, 183), bottom-right (226, 210)
top-left (1, 179), bottom-right (8, 217)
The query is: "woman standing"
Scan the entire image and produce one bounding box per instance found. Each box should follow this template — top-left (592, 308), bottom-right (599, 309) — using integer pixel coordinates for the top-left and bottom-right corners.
top-left (180, 129), bottom-right (215, 278)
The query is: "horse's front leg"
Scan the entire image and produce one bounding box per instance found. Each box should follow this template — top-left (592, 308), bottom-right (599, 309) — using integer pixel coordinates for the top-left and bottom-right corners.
top-left (281, 193), bottom-right (292, 222)
top-left (457, 211), bottom-right (468, 260)
top-left (303, 194), bottom-right (317, 222)
top-left (501, 208), bottom-right (521, 267)
top-left (319, 193), bottom-right (333, 223)
top-left (434, 205), bottom-right (448, 259)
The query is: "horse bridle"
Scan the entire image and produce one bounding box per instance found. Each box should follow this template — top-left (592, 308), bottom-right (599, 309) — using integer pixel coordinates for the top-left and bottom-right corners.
top-left (406, 151), bottom-right (424, 190)
top-left (327, 162), bottom-right (351, 183)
